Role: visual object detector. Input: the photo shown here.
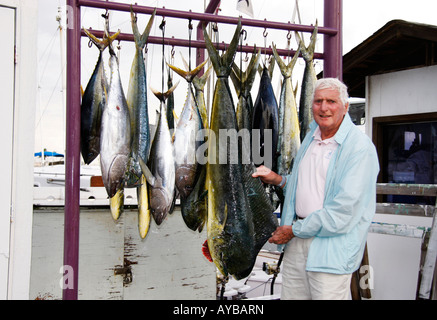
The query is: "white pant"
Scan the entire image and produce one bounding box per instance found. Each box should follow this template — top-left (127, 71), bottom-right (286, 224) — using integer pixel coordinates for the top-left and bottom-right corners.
top-left (281, 237), bottom-right (352, 300)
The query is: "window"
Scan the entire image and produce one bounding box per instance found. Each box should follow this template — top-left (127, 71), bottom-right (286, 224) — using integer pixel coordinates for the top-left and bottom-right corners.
top-left (373, 113), bottom-right (437, 205)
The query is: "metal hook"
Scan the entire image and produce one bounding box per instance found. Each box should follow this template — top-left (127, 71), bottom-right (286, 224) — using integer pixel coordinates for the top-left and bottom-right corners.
top-left (287, 30), bottom-right (292, 40)
top-left (240, 29), bottom-right (247, 41)
top-left (263, 27), bottom-right (268, 38)
top-left (159, 17), bottom-right (166, 31)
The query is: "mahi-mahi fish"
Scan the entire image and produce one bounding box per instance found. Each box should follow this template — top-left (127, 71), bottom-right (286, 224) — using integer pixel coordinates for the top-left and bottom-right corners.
top-left (100, 32), bottom-right (131, 200)
top-left (272, 43), bottom-right (301, 177)
top-left (296, 21), bottom-right (318, 142)
top-left (203, 20), bottom-right (278, 280)
top-left (168, 60), bottom-right (208, 200)
top-left (230, 49), bottom-right (261, 135)
top-left (144, 83), bottom-right (178, 225)
top-left (80, 29), bottom-right (117, 165)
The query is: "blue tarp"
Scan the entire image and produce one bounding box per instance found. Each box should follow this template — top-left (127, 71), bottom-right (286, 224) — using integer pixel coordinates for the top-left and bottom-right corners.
top-left (34, 151), bottom-right (64, 157)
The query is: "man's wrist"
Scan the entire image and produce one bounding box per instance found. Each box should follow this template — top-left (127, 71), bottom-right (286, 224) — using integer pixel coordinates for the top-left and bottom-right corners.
top-left (277, 175), bottom-right (287, 188)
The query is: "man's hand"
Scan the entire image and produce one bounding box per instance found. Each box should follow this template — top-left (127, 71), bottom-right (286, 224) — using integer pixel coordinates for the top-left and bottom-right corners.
top-left (268, 225), bottom-right (294, 244)
top-left (252, 165), bottom-right (282, 186)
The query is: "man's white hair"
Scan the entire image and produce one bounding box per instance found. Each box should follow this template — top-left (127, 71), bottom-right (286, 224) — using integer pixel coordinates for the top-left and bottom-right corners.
top-left (312, 78), bottom-right (349, 107)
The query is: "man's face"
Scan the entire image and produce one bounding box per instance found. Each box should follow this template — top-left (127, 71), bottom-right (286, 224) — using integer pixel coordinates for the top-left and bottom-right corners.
top-left (312, 88), bottom-right (349, 139)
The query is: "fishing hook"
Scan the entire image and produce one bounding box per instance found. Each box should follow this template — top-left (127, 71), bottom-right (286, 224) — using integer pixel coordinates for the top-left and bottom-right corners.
top-left (240, 29), bottom-right (247, 41)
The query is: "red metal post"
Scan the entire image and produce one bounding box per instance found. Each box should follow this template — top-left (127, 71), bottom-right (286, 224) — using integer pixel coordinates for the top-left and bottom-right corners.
top-left (196, 0), bottom-right (221, 74)
top-left (324, 0), bottom-right (343, 80)
top-left (63, 0), bottom-right (81, 300)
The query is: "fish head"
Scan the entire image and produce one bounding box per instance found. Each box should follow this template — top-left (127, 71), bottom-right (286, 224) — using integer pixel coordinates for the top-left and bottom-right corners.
top-left (149, 186), bottom-right (171, 225)
top-left (175, 165), bottom-right (198, 199)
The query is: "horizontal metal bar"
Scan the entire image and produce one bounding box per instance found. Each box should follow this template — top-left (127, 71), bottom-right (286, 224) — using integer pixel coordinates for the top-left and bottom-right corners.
top-left (377, 183), bottom-right (437, 197)
top-left (77, 0), bottom-right (337, 35)
top-left (81, 29), bottom-right (324, 59)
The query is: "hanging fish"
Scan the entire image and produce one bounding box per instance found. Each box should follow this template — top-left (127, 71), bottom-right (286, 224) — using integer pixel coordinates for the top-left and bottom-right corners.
top-left (272, 43), bottom-right (301, 177)
top-left (80, 29), bottom-right (117, 165)
top-left (180, 164), bottom-right (208, 232)
top-left (230, 48), bottom-right (261, 134)
top-left (296, 21), bottom-right (318, 142)
top-left (179, 63), bottom-right (213, 232)
top-left (144, 83), bottom-right (178, 225)
top-left (125, 9), bottom-right (155, 187)
top-left (192, 64), bottom-right (213, 130)
top-left (166, 67), bottom-right (176, 131)
top-left (100, 33), bottom-right (131, 200)
top-left (252, 64), bottom-right (279, 172)
top-left (168, 59), bottom-right (208, 200)
top-left (203, 20), bottom-right (278, 280)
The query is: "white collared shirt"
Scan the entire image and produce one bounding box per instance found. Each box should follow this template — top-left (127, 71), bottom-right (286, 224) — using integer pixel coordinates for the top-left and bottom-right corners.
top-left (295, 127), bottom-right (338, 218)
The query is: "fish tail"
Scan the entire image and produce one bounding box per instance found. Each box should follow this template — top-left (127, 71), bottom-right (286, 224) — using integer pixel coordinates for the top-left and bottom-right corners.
top-left (150, 80), bottom-right (179, 102)
top-left (295, 20), bottom-right (318, 62)
top-left (131, 7), bottom-right (156, 49)
top-left (192, 64), bottom-right (213, 91)
top-left (83, 28), bottom-right (120, 52)
top-left (203, 19), bottom-right (242, 77)
top-left (272, 43), bottom-right (300, 78)
top-left (167, 59), bottom-right (208, 82)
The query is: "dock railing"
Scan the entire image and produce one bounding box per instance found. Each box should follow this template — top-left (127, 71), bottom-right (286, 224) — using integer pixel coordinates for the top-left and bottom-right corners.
top-left (371, 183), bottom-right (437, 299)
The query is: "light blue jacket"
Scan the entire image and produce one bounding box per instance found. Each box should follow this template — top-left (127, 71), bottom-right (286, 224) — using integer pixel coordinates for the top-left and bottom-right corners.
top-left (281, 113), bottom-right (379, 274)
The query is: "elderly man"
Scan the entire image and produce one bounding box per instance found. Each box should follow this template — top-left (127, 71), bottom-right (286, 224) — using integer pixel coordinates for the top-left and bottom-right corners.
top-left (253, 78), bottom-right (379, 300)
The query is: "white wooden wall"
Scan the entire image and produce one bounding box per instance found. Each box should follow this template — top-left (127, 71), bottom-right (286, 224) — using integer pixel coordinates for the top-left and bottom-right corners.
top-left (30, 206), bottom-right (216, 300)
top-left (0, 0), bottom-right (38, 300)
top-left (365, 66), bottom-right (436, 299)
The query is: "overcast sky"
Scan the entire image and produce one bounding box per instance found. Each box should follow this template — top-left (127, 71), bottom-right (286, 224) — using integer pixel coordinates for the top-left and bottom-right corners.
top-left (35, 0), bottom-right (437, 156)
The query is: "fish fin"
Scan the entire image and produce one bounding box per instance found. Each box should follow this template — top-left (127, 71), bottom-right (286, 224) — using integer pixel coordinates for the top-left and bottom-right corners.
top-left (83, 27), bottom-right (120, 52)
top-left (180, 52), bottom-right (189, 71)
top-left (245, 49), bottom-right (261, 89)
top-left (267, 56), bottom-right (275, 79)
top-left (150, 81), bottom-right (180, 102)
top-left (272, 43), bottom-right (300, 78)
top-left (294, 81), bottom-right (299, 98)
top-left (295, 20), bottom-right (318, 62)
top-left (202, 19), bottom-right (242, 77)
top-left (202, 240), bottom-right (213, 262)
top-left (221, 19), bottom-right (243, 74)
top-left (168, 60), bottom-right (208, 82)
top-left (164, 80), bottom-right (180, 100)
top-left (229, 67), bottom-right (241, 96)
top-left (137, 176), bottom-right (151, 239)
top-left (131, 7), bottom-right (156, 49)
top-left (110, 188), bottom-right (124, 220)
top-left (193, 64), bottom-right (213, 91)
top-left (138, 157), bottom-right (156, 187)
top-left (172, 109), bottom-right (179, 121)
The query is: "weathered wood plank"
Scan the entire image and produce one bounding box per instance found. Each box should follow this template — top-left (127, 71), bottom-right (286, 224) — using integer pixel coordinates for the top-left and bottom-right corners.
top-left (376, 203), bottom-right (436, 217)
top-left (369, 222), bottom-right (430, 239)
top-left (418, 216), bottom-right (437, 299)
top-left (376, 183), bottom-right (437, 197)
